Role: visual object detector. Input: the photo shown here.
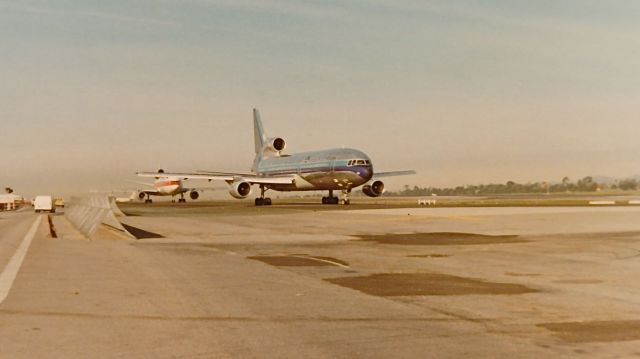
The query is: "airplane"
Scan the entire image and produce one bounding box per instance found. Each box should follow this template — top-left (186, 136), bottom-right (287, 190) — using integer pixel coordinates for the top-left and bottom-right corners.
top-left (133, 169), bottom-right (201, 204)
top-left (137, 109), bottom-right (415, 206)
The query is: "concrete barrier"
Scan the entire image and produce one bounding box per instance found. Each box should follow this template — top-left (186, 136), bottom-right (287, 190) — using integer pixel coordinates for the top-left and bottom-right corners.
top-left (109, 196), bottom-right (126, 217)
top-left (65, 195), bottom-right (134, 239)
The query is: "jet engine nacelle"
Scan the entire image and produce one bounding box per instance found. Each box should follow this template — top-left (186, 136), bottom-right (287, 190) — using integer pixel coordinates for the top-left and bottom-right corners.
top-left (189, 191), bottom-right (199, 200)
top-left (267, 137), bottom-right (286, 152)
top-left (155, 168), bottom-right (165, 179)
top-left (362, 180), bottom-right (385, 197)
top-left (229, 181), bottom-right (252, 199)
top-left (138, 192), bottom-right (146, 200)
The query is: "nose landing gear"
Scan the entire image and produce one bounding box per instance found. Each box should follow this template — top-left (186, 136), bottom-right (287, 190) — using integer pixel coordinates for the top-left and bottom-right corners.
top-left (340, 188), bottom-right (351, 205)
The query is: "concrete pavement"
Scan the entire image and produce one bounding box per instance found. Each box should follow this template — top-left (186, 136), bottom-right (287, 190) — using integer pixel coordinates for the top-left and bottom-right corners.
top-left (1, 203), bottom-right (640, 357)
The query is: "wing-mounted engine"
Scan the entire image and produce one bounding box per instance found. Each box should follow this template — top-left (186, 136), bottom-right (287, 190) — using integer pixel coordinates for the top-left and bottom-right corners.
top-left (229, 180), bottom-right (252, 199)
top-left (362, 180), bottom-right (385, 197)
top-left (138, 192), bottom-right (146, 200)
top-left (189, 191), bottom-right (199, 200)
top-left (263, 137), bottom-right (286, 157)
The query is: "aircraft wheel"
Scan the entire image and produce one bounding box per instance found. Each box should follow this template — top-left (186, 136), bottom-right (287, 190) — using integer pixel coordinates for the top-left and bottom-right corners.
top-left (264, 198), bottom-right (272, 206)
top-left (332, 197), bottom-right (339, 205)
top-left (255, 198), bottom-right (264, 206)
top-left (321, 197), bottom-right (327, 204)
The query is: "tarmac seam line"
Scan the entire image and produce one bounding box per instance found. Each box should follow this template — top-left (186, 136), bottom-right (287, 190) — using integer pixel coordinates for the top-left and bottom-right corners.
top-left (0, 215), bottom-right (42, 304)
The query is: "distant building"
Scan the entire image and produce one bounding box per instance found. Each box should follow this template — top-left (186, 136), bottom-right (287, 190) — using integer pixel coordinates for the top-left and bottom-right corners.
top-left (0, 194), bottom-right (24, 211)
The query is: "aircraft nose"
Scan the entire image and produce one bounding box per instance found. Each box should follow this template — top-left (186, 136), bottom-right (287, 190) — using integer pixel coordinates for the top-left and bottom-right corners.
top-left (360, 166), bottom-right (373, 181)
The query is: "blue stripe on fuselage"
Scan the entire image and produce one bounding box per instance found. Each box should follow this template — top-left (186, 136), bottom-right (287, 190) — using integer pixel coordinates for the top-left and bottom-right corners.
top-left (256, 148), bottom-right (374, 185)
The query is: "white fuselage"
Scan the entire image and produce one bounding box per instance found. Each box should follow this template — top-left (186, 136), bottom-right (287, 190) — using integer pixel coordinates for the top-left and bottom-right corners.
top-left (153, 178), bottom-right (185, 196)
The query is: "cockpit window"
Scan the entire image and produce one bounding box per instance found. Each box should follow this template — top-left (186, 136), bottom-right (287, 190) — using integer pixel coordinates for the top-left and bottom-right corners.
top-left (348, 159), bottom-right (371, 166)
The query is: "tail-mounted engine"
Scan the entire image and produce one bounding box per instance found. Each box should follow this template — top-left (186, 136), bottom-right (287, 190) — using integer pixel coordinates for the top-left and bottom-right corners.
top-left (229, 181), bottom-right (252, 199)
top-left (263, 137), bottom-right (286, 156)
top-left (362, 180), bottom-right (385, 197)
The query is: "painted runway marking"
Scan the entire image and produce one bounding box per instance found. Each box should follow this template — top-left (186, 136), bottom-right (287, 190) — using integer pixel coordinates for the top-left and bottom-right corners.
top-left (0, 216), bottom-right (42, 304)
top-left (287, 255), bottom-right (350, 268)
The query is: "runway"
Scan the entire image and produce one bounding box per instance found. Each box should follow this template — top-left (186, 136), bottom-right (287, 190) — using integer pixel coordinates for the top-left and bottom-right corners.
top-left (1, 203), bottom-right (640, 357)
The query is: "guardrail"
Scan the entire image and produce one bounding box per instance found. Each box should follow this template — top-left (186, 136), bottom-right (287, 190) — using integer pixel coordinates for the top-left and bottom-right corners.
top-left (65, 195), bottom-right (134, 239)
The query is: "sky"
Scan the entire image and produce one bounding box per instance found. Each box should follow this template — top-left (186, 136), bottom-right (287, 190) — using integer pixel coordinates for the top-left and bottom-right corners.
top-left (1, 0), bottom-right (639, 197)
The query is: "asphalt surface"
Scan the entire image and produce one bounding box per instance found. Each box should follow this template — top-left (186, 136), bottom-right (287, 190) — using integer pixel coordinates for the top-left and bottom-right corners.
top-left (1, 202), bottom-right (640, 358)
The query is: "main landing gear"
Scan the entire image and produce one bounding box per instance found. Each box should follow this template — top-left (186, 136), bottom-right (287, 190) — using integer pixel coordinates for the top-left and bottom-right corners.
top-left (171, 193), bottom-right (187, 203)
top-left (322, 190), bottom-right (339, 205)
top-left (144, 194), bottom-right (153, 204)
top-left (321, 190), bottom-right (351, 205)
top-left (255, 185), bottom-right (272, 206)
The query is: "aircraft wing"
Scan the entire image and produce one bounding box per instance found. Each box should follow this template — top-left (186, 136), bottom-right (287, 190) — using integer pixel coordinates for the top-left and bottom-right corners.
top-left (186, 186), bottom-right (227, 192)
top-left (136, 172), bottom-right (296, 185)
top-left (196, 170), bottom-right (255, 177)
top-left (374, 170), bottom-right (416, 178)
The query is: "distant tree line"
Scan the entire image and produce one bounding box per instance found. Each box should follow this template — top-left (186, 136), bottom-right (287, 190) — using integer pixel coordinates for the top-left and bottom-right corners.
top-left (388, 177), bottom-right (639, 197)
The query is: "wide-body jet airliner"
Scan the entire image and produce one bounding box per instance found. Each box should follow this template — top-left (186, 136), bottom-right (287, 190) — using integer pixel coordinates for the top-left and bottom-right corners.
top-left (138, 109), bottom-right (415, 206)
top-left (134, 169), bottom-right (201, 203)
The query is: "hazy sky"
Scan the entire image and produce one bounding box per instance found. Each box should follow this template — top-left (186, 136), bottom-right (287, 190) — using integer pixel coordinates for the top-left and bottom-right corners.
top-left (2, 0), bottom-right (639, 196)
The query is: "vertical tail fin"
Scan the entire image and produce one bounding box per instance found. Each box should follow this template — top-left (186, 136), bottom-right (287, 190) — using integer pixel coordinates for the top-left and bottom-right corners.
top-left (252, 108), bottom-right (267, 172)
top-left (253, 108), bottom-right (266, 155)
